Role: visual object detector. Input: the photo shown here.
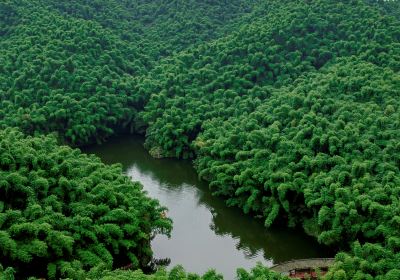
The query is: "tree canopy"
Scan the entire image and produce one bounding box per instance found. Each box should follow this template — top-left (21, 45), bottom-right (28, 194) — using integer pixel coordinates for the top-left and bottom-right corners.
top-left (0, 129), bottom-right (171, 279)
top-left (0, 0), bottom-right (257, 145)
top-left (137, 0), bottom-right (400, 278)
top-left (1, 0), bottom-right (400, 279)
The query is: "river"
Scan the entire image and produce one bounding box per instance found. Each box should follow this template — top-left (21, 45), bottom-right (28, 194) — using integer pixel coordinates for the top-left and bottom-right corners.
top-left (84, 135), bottom-right (331, 279)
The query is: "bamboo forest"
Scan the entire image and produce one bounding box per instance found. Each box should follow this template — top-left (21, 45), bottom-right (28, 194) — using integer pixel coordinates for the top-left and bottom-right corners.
top-left (0, 0), bottom-right (399, 279)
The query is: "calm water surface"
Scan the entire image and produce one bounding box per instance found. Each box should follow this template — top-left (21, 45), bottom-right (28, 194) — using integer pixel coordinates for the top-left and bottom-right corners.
top-left (85, 136), bottom-right (331, 279)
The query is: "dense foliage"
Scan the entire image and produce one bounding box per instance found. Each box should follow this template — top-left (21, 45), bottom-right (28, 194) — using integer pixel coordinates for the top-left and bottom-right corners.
top-left (0, 129), bottom-right (171, 279)
top-left (137, 0), bottom-right (400, 279)
top-left (0, 263), bottom-right (289, 280)
top-left (0, 1), bottom-right (146, 145)
top-left (141, 0), bottom-right (400, 158)
top-left (86, 263), bottom-right (288, 280)
top-left (0, 0), bottom-right (256, 145)
top-left (40, 0), bottom-right (258, 58)
top-left (1, 0), bottom-right (400, 279)
top-left (366, 0), bottom-right (400, 19)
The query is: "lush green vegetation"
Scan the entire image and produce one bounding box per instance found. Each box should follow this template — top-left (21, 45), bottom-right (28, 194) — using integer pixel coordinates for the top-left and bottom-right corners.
top-left (40, 0), bottom-right (258, 58)
top-left (0, 263), bottom-right (289, 280)
top-left (0, 0), bottom-right (256, 146)
top-left (1, 0), bottom-right (400, 279)
top-left (86, 263), bottom-right (290, 280)
top-left (0, 1), bottom-right (145, 145)
top-left (137, 0), bottom-right (400, 278)
top-left (0, 129), bottom-right (171, 279)
top-left (141, 0), bottom-right (400, 158)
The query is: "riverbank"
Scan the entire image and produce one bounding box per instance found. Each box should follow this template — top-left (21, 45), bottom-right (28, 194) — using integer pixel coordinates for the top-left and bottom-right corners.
top-left (84, 135), bottom-right (333, 279)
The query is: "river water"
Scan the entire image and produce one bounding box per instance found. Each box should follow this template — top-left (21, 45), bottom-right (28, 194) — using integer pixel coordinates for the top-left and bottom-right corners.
top-left (84, 135), bottom-right (331, 279)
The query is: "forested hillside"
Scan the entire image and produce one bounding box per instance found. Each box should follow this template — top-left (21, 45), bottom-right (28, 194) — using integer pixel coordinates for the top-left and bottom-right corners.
top-left (1, 0), bottom-right (400, 279)
top-left (0, 1), bottom-right (147, 145)
top-left (40, 0), bottom-right (258, 57)
top-left (0, 0), bottom-right (256, 145)
top-left (0, 129), bottom-right (171, 279)
top-left (138, 0), bottom-right (400, 278)
top-left (141, 0), bottom-right (400, 158)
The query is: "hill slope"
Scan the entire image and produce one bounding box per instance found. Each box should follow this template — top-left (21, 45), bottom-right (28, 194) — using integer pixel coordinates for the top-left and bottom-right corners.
top-left (0, 128), bottom-right (171, 279)
top-left (137, 0), bottom-right (400, 278)
top-left (0, 0), bottom-right (257, 145)
top-left (39, 0), bottom-right (259, 58)
top-left (140, 0), bottom-right (400, 158)
top-left (1, 0), bottom-right (400, 279)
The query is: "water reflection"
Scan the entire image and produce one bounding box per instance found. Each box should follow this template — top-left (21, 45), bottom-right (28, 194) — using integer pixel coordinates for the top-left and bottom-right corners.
top-left (84, 135), bottom-right (331, 279)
